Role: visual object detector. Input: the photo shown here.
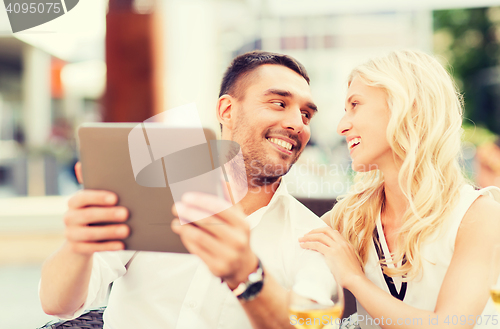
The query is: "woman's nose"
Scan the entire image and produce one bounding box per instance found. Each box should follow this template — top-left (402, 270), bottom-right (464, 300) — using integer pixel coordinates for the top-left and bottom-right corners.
top-left (337, 113), bottom-right (352, 136)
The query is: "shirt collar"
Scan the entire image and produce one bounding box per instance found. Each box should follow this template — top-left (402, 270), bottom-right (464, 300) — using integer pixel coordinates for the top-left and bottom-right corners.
top-left (246, 177), bottom-right (292, 229)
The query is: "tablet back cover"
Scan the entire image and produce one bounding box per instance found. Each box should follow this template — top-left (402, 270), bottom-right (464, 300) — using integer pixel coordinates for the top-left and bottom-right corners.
top-left (78, 124), bottom-right (217, 253)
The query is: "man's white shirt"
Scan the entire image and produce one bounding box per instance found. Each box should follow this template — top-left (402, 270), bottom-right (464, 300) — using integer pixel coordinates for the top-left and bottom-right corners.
top-left (60, 181), bottom-right (335, 329)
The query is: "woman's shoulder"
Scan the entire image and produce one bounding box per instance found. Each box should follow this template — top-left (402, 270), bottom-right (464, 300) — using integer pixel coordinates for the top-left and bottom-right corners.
top-left (449, 184), bottom-right (500, 226)
top-left (463, 192), bottom-right (500, 223)
top-left (458, 189), bottom-right (500, 245)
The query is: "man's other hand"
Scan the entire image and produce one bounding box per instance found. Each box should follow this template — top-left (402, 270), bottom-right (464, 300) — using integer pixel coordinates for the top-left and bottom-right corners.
top-left (171, 193), bottom-right (258, 289)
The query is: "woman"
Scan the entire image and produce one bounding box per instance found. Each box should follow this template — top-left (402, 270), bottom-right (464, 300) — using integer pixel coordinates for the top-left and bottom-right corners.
top-left (299, 50), bottom-right (500, 329)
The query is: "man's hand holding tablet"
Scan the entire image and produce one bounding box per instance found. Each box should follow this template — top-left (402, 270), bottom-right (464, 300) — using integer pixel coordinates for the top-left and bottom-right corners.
top-left (63, 162), bottom-right (130, 255)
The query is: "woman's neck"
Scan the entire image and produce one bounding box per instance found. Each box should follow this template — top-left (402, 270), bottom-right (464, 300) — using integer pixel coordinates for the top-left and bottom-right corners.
top-left (381, 168), bottom-right (407, 229)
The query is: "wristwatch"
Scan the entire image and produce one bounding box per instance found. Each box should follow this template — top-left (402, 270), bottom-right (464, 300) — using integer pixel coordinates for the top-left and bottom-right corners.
top-left (231, 258), bottom-right (265, 302)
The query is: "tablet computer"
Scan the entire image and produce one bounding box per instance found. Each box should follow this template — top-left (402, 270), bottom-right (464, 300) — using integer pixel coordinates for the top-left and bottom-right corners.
top-left (78, 123), bottom-right (223, 253)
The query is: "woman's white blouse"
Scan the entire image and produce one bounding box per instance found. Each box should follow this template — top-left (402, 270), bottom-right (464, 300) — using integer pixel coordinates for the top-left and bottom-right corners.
top-left (357, 185), bottom-right (500, 329)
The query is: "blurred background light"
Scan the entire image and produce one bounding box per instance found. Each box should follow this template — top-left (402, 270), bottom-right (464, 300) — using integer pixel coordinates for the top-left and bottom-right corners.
top-left (61, 60), bottom-right (106, 99)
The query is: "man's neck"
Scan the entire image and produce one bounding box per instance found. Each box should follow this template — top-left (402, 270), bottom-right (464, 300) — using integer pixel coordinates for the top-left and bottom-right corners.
top-left (237, 178), bottom-right (281, 216)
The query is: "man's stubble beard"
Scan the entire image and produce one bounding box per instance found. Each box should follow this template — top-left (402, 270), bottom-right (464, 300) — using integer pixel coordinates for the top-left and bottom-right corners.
top-left (231, 107), bottom-right (303, 187)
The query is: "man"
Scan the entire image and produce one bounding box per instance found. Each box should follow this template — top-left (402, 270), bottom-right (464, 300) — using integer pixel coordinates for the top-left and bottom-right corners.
top-left (40, 51), bottom-right (334, 329)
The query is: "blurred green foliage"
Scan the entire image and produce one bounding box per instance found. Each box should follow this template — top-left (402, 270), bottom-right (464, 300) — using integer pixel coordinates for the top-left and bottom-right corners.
top-left (462, 123), bottom-right (496, 146)
top-left (434, 7), bottom-right (500, 134)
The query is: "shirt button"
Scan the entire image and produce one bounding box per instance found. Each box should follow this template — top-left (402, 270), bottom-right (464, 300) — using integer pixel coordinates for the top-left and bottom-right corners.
top-left (188, 301), bottom-right (197, 308)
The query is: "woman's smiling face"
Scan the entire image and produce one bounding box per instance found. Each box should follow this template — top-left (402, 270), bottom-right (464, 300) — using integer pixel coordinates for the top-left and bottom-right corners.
top-left (337, 76), bottom-right (394, 172)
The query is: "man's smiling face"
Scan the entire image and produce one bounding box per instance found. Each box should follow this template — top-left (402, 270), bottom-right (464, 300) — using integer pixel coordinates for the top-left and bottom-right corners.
top-left (227, 64), bottom-right (317, 186)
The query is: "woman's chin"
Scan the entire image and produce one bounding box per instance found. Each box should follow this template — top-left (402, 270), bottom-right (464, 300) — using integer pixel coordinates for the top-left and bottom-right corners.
top-left (351, 161), bottom-right (379, 173)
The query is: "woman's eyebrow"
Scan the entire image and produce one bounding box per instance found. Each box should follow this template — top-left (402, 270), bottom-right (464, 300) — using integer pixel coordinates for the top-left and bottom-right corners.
top-left (346, 94), bottom-right (362, 103)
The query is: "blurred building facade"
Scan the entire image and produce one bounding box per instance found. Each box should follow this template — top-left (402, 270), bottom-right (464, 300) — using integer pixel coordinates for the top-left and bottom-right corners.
top-left (0, 1), bottom-right (105, 197)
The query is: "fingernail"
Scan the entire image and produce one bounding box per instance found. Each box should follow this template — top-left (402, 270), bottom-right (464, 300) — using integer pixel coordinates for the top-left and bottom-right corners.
top-left (117, 226), bottom-right (128, 235)
top-left (116, 209), bottom-right (127, 219)
top-left (106, 194), bottom-right (116, 204)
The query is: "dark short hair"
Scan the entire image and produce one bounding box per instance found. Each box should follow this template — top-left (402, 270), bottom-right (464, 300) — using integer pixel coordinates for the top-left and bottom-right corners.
top-left (219, 51), bottom-right (310, 99)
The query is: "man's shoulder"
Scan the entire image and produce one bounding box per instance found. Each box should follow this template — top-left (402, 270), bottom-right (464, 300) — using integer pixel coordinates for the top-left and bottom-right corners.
top-left (286, 195), bottom-right (316, 214)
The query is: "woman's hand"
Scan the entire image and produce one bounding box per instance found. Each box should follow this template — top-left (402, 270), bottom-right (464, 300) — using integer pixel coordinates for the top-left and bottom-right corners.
top-left (299, 227), bottom-right (363, 289)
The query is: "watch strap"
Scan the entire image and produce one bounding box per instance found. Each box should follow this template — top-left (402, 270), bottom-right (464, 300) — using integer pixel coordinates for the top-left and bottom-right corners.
top-left (231, 258), bottom-right (265, 301)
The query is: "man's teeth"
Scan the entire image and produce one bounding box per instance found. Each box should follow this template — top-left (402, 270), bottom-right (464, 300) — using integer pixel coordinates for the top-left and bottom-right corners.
top-left (268, 138), bottom-right (293, 151)
top-left (348, 138), bottom-right (361, 149)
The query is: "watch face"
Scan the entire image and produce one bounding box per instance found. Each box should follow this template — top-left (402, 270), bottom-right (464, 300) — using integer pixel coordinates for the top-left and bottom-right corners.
top-left (241, 281), bottom-right (264, 300)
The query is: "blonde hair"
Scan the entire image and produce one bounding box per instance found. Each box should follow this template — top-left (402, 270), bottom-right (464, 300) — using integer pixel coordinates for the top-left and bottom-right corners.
top-left (329, 50), bottom-right (466, 280)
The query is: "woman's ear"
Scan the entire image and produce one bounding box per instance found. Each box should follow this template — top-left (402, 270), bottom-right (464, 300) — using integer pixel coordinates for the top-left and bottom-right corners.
top-left (216, 95), bottom-right (234, 132)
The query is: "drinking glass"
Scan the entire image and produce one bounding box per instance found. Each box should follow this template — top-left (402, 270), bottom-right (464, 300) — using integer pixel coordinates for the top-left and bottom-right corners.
top-left (490, 245), bottom-right (500, 313)
top-left (288, 281), bottom-right (344, 329)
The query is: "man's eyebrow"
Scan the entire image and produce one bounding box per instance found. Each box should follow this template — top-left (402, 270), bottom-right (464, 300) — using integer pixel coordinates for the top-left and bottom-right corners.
top-left (264, 89), bottom-right (318, 112)
top-left (307, 102), bottom-right (318, 113)
top-left (263, 89), bottom-right (292, 98)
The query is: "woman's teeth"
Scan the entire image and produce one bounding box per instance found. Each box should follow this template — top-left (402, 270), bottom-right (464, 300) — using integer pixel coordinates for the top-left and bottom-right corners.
top-left (268, 138), bottom-right (292, 151)
top-left (348, 138), bottom-right (361, 149)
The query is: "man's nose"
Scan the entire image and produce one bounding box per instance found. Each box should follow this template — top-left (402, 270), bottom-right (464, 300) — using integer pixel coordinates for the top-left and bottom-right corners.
top-left (282, 108), bottom-right (305, 133)
top-left (337, 113), bottom-right (352, 136)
